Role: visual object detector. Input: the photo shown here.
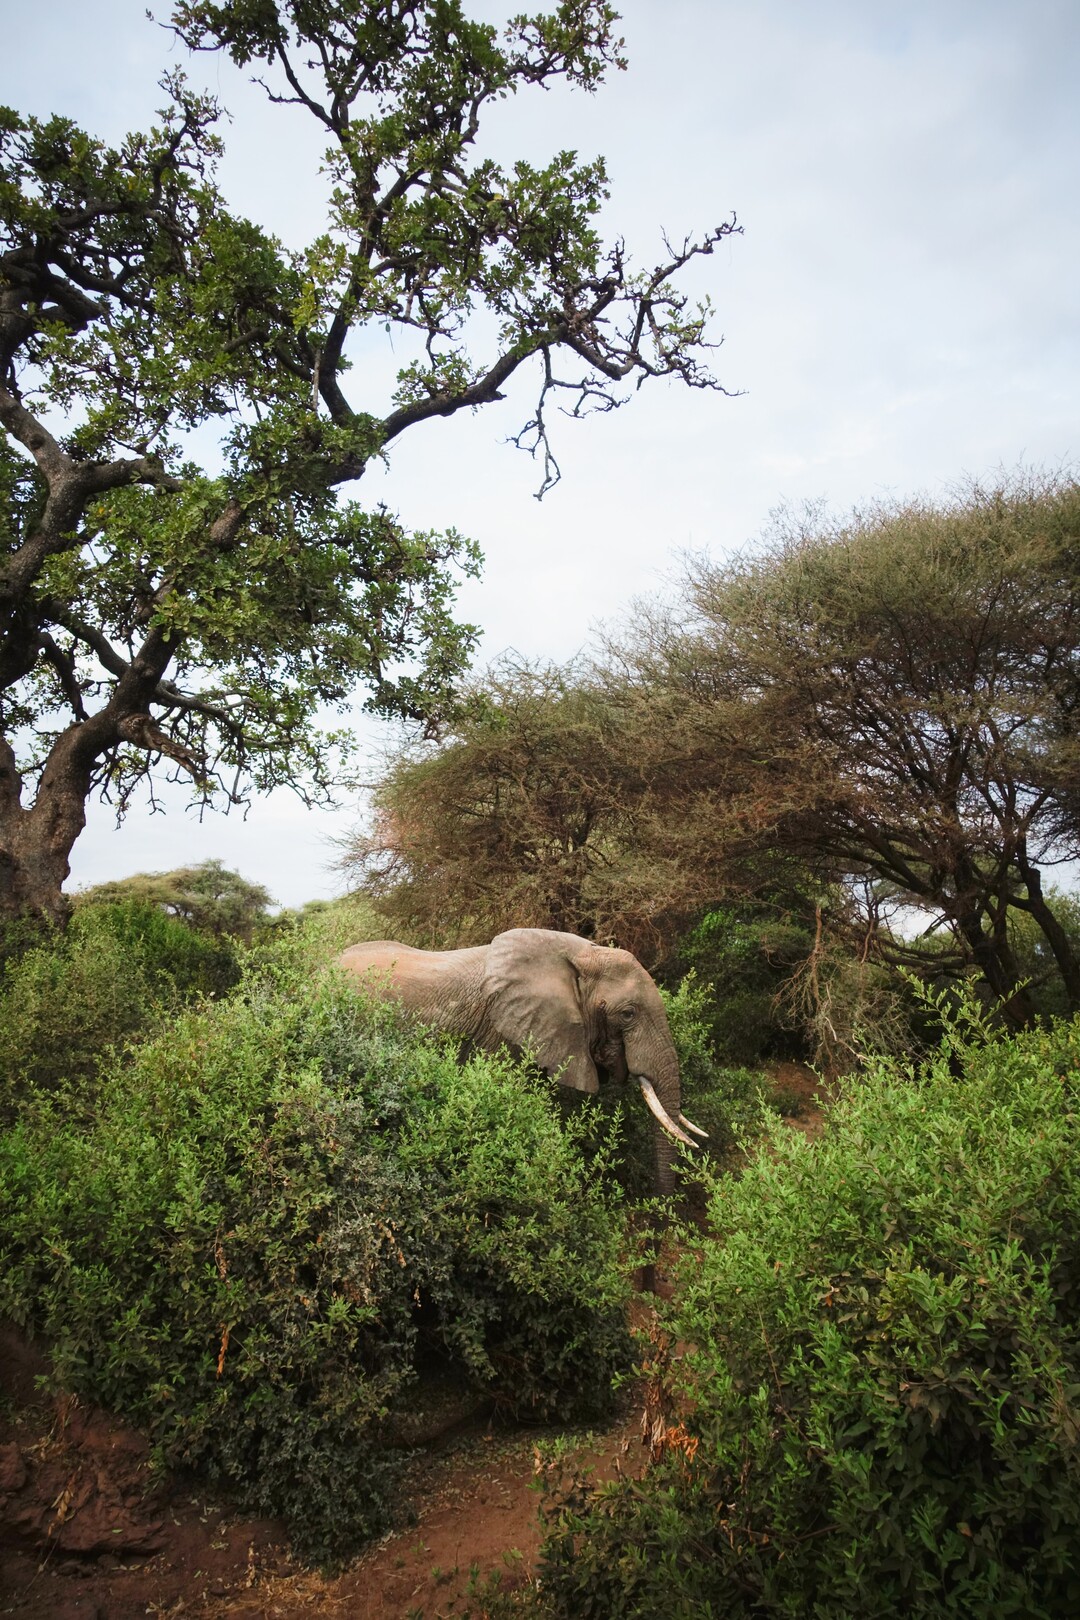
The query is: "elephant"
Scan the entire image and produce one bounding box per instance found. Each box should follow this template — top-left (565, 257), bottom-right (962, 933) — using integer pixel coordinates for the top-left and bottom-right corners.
top-left (336, 927), bottom-right (706, 1199)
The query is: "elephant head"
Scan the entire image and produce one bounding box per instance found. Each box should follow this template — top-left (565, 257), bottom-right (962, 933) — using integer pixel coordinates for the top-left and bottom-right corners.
top-left (482, 929), bottom-right (704, 1195)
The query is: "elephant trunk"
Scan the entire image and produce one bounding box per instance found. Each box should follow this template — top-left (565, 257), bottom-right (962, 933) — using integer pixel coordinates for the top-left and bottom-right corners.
top-left (626, 1042), bottom-right (686, 1200)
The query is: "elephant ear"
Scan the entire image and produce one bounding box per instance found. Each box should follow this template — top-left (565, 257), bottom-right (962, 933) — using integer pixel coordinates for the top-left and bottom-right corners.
top-left (483, 929), bottom-right (599, 1094)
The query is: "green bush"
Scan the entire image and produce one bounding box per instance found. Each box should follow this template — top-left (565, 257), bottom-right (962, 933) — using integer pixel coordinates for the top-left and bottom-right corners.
top-left (0, 951), bottom-right (630, 1565)
top-left (662, 974), bottom-right (770, 1161)
top-left (679, 907), bottom-right (810, 1064)
top-left (0, 899), bottom-right (239, 1104)
top-left (530, 1007), bottom-right (1080, 1617)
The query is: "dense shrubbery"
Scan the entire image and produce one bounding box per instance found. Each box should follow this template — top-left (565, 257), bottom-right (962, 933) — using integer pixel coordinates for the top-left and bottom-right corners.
top-left (0, 899), bottom-right (240, 1106)
top-left (0, 882), bottom-right (379, 1115)
top-left (678, 907), bottom-right (809, 1063)
top-left (0, 939), bottom-right (630, 1564)
top-left (526, 1005), bottom-right (1080, 1618)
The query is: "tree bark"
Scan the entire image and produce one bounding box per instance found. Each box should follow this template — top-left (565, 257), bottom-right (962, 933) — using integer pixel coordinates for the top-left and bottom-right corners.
top-left (0, 739), bottom-right (89, 925)
top-left (1013, 853), bottom-right (1080, 1013)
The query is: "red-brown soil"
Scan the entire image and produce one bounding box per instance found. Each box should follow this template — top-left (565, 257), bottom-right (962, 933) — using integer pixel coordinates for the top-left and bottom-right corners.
top-left (768, 1059), bottom-right (833, 1142)
top-left (0, 1323), bottom-right (644, 1620)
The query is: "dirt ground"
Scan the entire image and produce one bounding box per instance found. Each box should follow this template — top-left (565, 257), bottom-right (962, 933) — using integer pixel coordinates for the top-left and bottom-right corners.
top-left (0, 1322), bottom-right (646, 1620)
top-left (0, 1066), bottom-right (825, 1620)
top-left (769, 1059), bottom-right (832, 1141)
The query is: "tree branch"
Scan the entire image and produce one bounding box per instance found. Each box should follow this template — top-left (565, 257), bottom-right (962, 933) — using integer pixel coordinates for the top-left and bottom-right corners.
top-left (37, 631), bottom-right (89, 721)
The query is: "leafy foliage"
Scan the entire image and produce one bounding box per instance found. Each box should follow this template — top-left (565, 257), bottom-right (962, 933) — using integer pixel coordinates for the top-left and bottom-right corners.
top-left (0, 941), bottom-right (631, 1564)
top-left (527, 1004), bottom-right (1080, 1617)
top-left (0, 1), bottom-right (734, 922)
top-left (76, 858), bottom-right (273, 941)
top-left (678, 906), bottom-right (811, 1062)
top-left (0, 898), bottom-right (238, 1106)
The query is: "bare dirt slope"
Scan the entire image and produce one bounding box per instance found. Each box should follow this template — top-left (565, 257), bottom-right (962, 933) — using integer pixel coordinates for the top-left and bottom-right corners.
top-left (0, 1324), bottom-right (641, 1620)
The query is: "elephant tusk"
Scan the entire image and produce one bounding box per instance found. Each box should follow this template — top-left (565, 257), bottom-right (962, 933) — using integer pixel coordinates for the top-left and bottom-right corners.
top-left (637, 1077), bottom-right (697, 1148)
top-left (679, 1112), bottom-right (709, 1139)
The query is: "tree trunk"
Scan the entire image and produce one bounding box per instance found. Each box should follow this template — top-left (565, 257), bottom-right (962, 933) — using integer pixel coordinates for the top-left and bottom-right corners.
top-left (1015, 853), bottom-right (1080, 1013)
top-left (0, 804), bottom-right (85, 927)
top-left (0, 732), bottom-right (98, 928)
top-left (953, 904), bottom-right (1036, 1028)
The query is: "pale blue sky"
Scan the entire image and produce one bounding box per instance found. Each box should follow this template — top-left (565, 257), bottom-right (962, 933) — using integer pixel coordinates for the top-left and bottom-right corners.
top-left (4, 0), bottom-right (1078, 904)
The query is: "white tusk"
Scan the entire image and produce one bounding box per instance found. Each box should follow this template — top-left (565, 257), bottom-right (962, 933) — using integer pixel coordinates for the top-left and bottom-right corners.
top-left (679, 1112), bottom-right (709, 1140)
top-left (637, 1077), bottom-right (696, 1148)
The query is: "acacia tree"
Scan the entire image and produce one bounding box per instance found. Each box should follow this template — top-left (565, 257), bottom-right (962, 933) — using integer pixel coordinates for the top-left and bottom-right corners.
top-left (624, 475), bottom-right (1080, 1021)
top-left (75, 858), bottom-right (273, 940)
top-left (349, 652), bottom-right (818, 964)
top-left (350, 659), bottom-right (661, 948)
top-left (0, 0), bottom-right (735, 923)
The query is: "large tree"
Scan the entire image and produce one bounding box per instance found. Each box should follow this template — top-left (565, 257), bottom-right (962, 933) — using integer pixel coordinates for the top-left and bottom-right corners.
top-left (0, 1), bottom-right (735, 923)
top-left (621, 474), bottom-right (1080, 1020)
top-left (351, 659), bottom-right (656, 947)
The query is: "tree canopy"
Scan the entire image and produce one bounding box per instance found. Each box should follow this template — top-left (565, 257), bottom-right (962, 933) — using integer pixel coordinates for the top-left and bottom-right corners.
top-left (351, 659), bottom-right (654, 947)
top-left (0, 0), bottom-right (735, 922)
top-left (352, 474), bottom-right (1080, 1022)
top-left (76, 857), bottom-right (273, 940)
top-left (641, 474), bottom-right (1080, 1020)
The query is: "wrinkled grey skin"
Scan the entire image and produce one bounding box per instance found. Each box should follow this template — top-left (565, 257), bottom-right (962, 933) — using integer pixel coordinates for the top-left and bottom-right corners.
top-left (338, 927), bottom-right (685, 1196)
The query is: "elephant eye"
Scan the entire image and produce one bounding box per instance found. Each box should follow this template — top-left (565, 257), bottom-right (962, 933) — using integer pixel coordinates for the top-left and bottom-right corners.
top-left (620, 1005), bottom-right (637, 1023)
